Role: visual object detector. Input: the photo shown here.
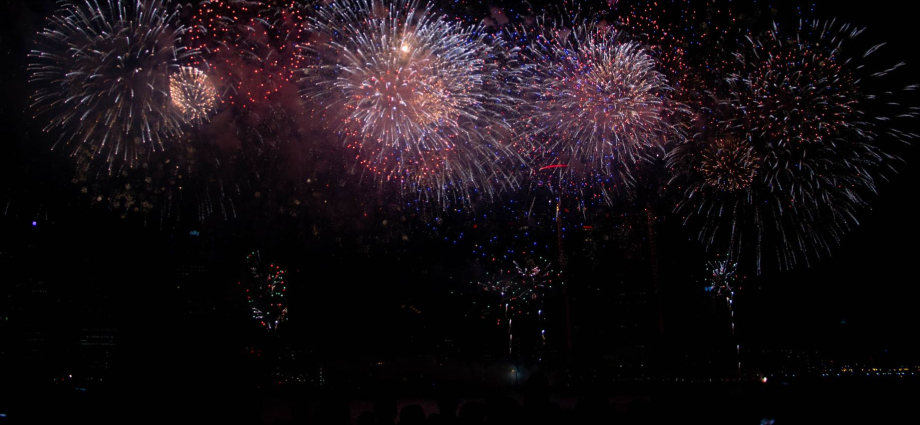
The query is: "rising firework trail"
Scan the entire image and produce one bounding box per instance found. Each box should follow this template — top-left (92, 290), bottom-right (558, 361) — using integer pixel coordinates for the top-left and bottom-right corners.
top-left (705, 259), bottom-right (741, 378)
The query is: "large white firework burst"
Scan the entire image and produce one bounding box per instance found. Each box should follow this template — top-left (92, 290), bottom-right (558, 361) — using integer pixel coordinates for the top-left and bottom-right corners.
top-left (29, 0), bottom-right (196, 168)
top-left (299, 0), bottom-right (522, 205)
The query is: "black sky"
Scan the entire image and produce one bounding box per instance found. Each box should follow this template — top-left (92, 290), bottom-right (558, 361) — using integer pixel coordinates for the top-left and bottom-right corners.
top-left (2, 0), bottom-right (919, 375)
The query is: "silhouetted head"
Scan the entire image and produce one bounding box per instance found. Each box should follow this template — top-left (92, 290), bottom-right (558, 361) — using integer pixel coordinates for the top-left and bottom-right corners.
top-left (458, 401), bottom-right (487, 425)
top-left (576, 396), bottom-right (610, 424)
top-left (436, 394), bottom-right (459, 418)
top-left (486, 396), bottom-right (521, 425)
top-left (626, 399), bottom-right (653, 425)
top-left (399, 404), bottom-right (426, 425)
top-left (357, 411), bottom-right (376, 425)
top-left (374, 396), bottom-right (398, 425)
top-left (312, 398), bottom-right (350, 425)
top-left (524, 373), bottom-right (551, 406)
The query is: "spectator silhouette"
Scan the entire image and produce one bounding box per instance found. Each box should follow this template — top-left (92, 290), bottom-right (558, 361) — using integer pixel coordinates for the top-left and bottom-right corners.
top-left (522, 373), bottom-right (559, 425)
top-left (374, 396), bottom-right (398, 425)
top-left (575, 395), bottom-right (611, 425)
top-left (427, 389), bottom-right (459, 425)
top-left (357, 411), bottom-right (376, 425)
top-left (625, 399), bottom-right (653, 425)
top-left (312, 398), bottom-right (351, 425)
top-left (486, 396), bottom-right (521, 425)
top-left (438, 393), bottom-right (459, 421)
top-left (458, 401), bottom-right (487, 425)
top-left (523, 373), bottom-right (551, 410)
top-left (399, 404), bottom-right (426, 425)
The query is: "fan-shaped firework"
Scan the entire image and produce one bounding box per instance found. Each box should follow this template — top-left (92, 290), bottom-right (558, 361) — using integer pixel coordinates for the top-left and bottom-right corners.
top-left (518, 15), bottom-right (684, 201)
top-left (170, 67), bottom-right (218, 124)
top-left (300, 0), bottom-right (522, 205)
top-left (477, 259), bottom-right (555, 356)
top-left (669, 20), bottom-right (915, 272)
top-left (29, 0), bottom-right (194, 167)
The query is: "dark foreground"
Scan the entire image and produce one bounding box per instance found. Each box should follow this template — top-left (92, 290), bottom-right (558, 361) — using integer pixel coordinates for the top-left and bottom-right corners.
top-left (1, 378), bottom-right (916, 424)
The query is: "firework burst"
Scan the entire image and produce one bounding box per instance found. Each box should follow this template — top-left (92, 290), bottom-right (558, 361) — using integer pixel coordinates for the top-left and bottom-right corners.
top-left (669, 20), bottom-right (915, 272)
top-left (698, 137), bottom-right (760, 192)
top-left (186, 0), bottom-right (267, 80)
top-left (242, 251), bottom-right (289, 333)
top-left (300, 0), bottom-right (522, 205)
top-left (187, 0), bottom-right (309, 107)
top-left (29, 0), bottom-right (195, 168)
top-left (476, 256), bottom-right (557, 357)
top-left (517, 14), bottom-right (684, 203)
top-left (170, 67), bottom-right (218, 124)
top-left (706, 260), bottom-right (738, 307)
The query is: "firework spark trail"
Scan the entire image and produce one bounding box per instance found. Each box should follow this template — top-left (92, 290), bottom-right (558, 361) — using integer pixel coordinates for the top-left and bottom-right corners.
top-left (706, 260), bottom-right (738, 334)
top-left (299, 0), bottom-right (524, 206)
top-left (668, 20), bottom-right (915, 273)
top-left (706, 260), bottom-right (741, 378)
top-left (514, 260), bottom-right (550, 348)
top-left (29, 0), bottom-right (196, 169)
top-left (515, 11), bottom-right (686, 204)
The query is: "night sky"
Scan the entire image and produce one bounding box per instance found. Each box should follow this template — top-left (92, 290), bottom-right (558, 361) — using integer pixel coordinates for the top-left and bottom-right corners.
top-left (1, 0), bottom-right (919, 416)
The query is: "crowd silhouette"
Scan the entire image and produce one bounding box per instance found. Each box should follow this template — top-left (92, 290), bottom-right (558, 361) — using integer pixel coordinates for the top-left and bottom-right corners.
top-left (299, 375), bottom-right (672, 425)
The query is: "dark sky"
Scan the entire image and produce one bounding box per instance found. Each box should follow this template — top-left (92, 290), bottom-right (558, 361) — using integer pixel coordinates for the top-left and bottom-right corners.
top-left (1, 0), bottom-right (919, 372)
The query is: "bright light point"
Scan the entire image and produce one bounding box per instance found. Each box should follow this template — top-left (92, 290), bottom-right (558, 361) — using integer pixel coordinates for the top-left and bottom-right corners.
top-left (31, 221), bottom-right (37, 227)
top-left (400, 44), bottom-right (409, 53)
top-left (762, 377), bottom-right (768, 383)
